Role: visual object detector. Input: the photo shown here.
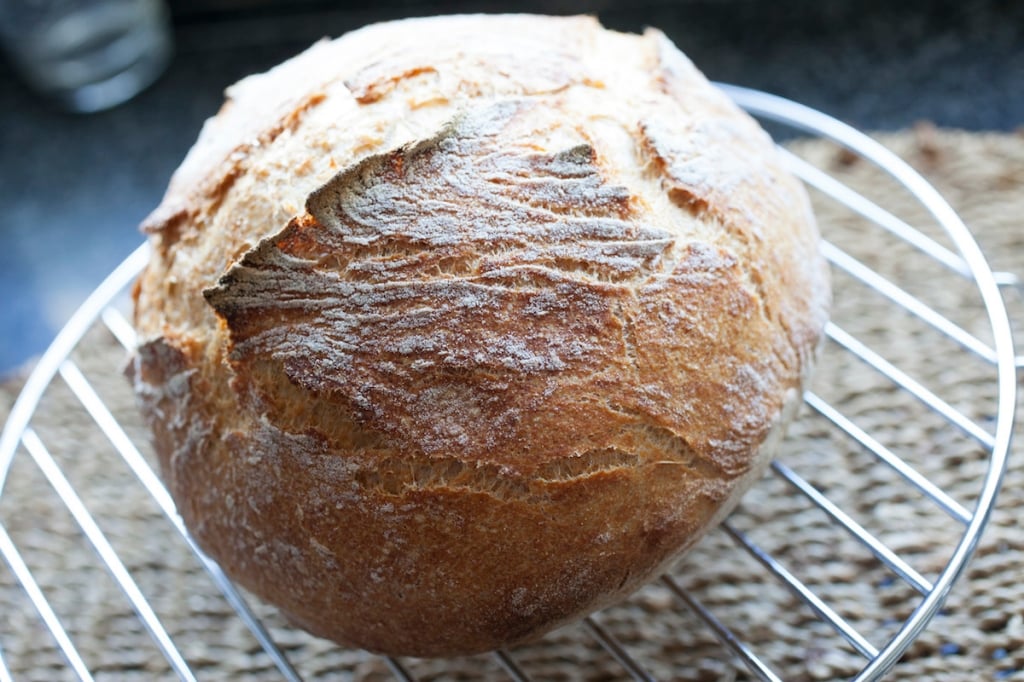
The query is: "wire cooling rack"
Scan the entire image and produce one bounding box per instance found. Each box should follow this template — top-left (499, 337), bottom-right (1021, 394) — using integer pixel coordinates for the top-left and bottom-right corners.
top-left (0, 87), bottom-right (1017, 681)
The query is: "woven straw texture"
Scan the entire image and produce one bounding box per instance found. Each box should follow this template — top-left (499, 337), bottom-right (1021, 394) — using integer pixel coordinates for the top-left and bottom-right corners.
top-left (2, 128), bottom-right (1023, 681)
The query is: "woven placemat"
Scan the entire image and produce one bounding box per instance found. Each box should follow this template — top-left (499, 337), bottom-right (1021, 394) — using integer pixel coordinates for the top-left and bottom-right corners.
top-left (2, 128), bottom-right (1023, 681)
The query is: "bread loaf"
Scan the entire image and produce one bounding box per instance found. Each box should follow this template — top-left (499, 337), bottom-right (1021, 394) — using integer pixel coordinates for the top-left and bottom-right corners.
top-left (131, 14), bottom-right (830, 657)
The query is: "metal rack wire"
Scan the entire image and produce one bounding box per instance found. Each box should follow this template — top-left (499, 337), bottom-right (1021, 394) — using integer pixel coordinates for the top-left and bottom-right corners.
top-left (0, 86), bottom-right (1016, 681)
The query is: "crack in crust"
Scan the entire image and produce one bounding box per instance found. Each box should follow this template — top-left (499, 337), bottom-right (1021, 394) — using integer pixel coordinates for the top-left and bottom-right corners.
top-left (204, 100), bottom-right (707, 463)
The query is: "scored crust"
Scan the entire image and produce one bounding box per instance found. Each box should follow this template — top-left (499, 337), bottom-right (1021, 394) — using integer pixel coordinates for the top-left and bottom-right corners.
top-left (131, 14), bottom-right (830, 656)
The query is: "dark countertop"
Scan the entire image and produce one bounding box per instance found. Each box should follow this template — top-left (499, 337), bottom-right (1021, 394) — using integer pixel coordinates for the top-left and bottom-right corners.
top-left (2, 0), bottom-right (1022, 376)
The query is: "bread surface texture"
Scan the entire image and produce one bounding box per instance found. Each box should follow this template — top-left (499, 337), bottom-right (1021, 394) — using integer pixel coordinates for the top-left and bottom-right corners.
top-left (132, 14), bottom-right (830, 657)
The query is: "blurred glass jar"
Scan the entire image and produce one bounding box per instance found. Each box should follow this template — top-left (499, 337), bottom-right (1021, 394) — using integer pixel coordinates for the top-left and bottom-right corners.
top-left (0, 0), bottom-right (172, 113)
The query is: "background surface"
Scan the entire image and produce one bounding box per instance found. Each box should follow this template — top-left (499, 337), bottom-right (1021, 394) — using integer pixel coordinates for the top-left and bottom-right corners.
top-left (1, 0), bottom-right (1022, 375)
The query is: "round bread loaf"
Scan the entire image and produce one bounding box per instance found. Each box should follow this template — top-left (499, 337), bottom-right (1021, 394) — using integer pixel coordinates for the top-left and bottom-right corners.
top-left (131, 14), bottom-right (830, 657)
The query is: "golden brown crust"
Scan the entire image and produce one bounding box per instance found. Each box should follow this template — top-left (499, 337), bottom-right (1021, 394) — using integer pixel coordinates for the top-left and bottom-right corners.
top-left (132, 14), bottom-right (830, 657)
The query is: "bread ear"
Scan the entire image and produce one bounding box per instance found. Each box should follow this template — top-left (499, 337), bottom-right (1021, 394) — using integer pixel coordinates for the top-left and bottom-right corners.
top-left (202, 101), bottom-right (681, 460)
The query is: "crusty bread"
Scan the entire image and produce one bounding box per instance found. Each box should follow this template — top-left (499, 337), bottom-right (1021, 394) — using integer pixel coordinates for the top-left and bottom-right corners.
top-left (131, 14), bottom-right (830, 657)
